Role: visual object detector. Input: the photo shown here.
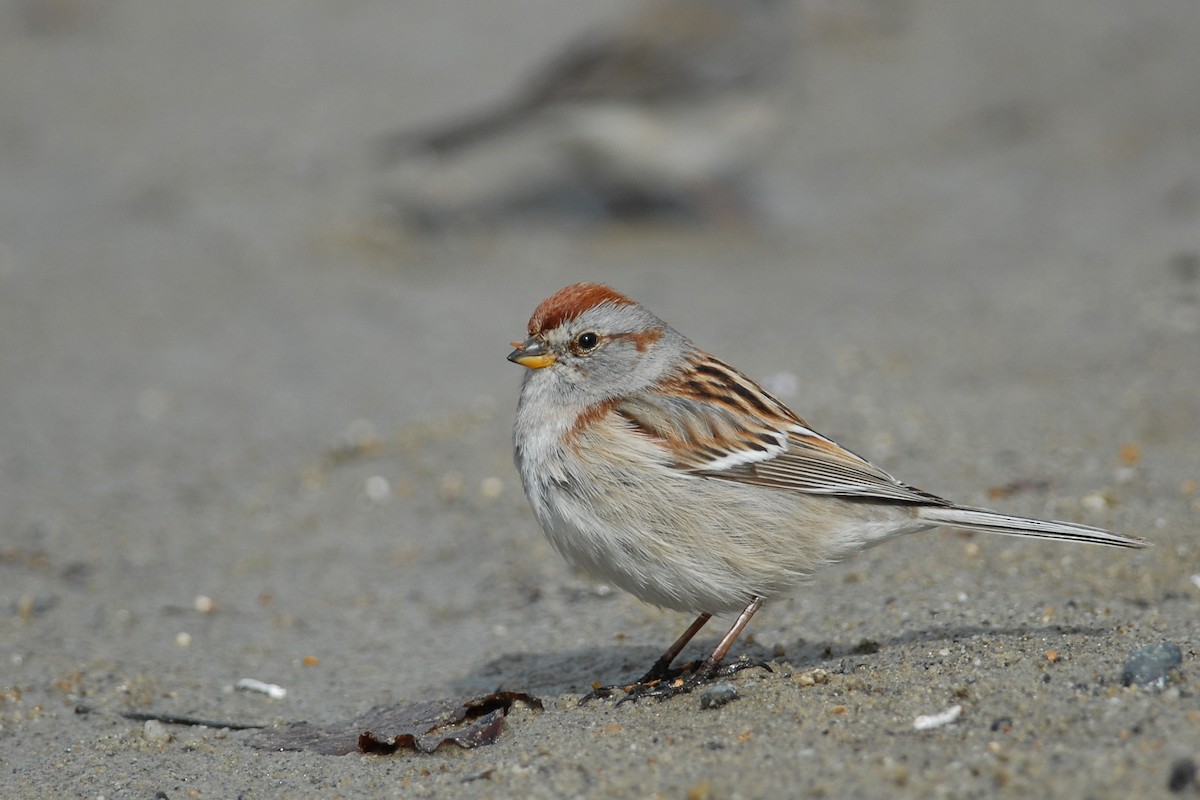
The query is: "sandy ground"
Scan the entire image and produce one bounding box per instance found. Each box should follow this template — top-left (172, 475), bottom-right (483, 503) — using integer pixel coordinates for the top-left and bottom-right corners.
top-left (1, 1), bottom-right (1198, 797)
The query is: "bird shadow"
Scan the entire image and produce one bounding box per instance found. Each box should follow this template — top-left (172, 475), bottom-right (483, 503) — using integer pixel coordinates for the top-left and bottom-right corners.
top-left (447, 622), bottom-right (1119, 698)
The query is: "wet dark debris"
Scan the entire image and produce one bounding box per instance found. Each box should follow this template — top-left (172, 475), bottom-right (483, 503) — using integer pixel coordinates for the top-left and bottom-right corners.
top-left (248, 690), bottom-right (542, 756)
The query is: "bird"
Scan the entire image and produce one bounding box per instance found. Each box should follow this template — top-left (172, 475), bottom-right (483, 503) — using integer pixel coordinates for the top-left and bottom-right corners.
top-left (506, 282), bottom-right (1149, 700)
top-left (376, 0), bottom-right (793, 218)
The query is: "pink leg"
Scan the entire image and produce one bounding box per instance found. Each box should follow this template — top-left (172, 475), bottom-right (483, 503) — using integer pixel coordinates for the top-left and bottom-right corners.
top-left (639, 612), bottom-right (712, 683)
top-left (698, 596), bottom-right (764, 676)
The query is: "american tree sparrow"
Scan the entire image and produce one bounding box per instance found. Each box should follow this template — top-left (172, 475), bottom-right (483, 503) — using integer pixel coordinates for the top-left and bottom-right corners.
top-left (508, 283), bottom-right (1148, 699)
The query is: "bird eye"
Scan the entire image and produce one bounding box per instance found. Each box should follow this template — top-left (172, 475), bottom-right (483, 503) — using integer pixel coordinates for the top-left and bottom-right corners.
top-left (575, 331), bottom-right (600, 352)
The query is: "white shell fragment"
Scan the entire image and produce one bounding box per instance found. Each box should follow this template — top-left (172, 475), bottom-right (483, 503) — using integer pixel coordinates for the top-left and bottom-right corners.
top-left (913, 704), bottom-right (962, 731)
top-left (235, 678), bottom-right (287, 700)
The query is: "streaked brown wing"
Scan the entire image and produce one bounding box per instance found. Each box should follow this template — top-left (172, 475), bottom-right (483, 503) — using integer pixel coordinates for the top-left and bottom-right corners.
top-left (701, 429), bottom-right (950, 506)
top-left (615, 351), bottom-right (948, 506)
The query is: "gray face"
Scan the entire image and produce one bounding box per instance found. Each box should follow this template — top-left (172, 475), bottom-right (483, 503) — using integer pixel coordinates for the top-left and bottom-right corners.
top-left (523, 301), bottom-right (691, 408)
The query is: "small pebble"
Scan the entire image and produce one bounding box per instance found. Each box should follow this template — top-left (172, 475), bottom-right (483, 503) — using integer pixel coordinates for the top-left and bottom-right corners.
top-left (143, 719), bottom-right (171, 745)
top-left (364, 475), bottom-right (391, 503)
top-left (699, 682), bottom-right (738, 710)
top-left (1168, 758), bottom-right (1197, 793)
top-left (193, 595), bottom-right (215, 614)
top-left (1122, 642), bottom-right (1183, 688)
top-left (1118, 441), bottom-right (1142, 466)
top-left (794, 668), bottom-right (829, 687)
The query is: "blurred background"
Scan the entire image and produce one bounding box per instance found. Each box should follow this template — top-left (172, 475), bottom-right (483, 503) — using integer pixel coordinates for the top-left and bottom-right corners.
top-left (0, 0), bottom-right (1197, 791)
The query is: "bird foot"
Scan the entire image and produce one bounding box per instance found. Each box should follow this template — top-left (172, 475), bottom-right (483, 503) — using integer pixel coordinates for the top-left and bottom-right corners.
top-left (579, 658), bottom-right (771, 704)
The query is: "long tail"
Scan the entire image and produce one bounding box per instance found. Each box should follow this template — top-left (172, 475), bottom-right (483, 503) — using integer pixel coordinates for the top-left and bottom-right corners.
top-left (917, 505), bottom-right (1149, 549)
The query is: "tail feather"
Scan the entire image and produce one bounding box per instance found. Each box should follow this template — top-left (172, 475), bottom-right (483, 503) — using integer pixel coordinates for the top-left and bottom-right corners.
top-left (917, 505), bottom-right (1149, 549)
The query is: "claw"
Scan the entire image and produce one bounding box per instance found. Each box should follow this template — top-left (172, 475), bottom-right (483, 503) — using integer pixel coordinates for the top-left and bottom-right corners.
top-left (580, 658), bottom-right (772, 705)
top-left (580, 597), bottom-right (771, 705)
top-left (578, 682), bottom-right (619, 705)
